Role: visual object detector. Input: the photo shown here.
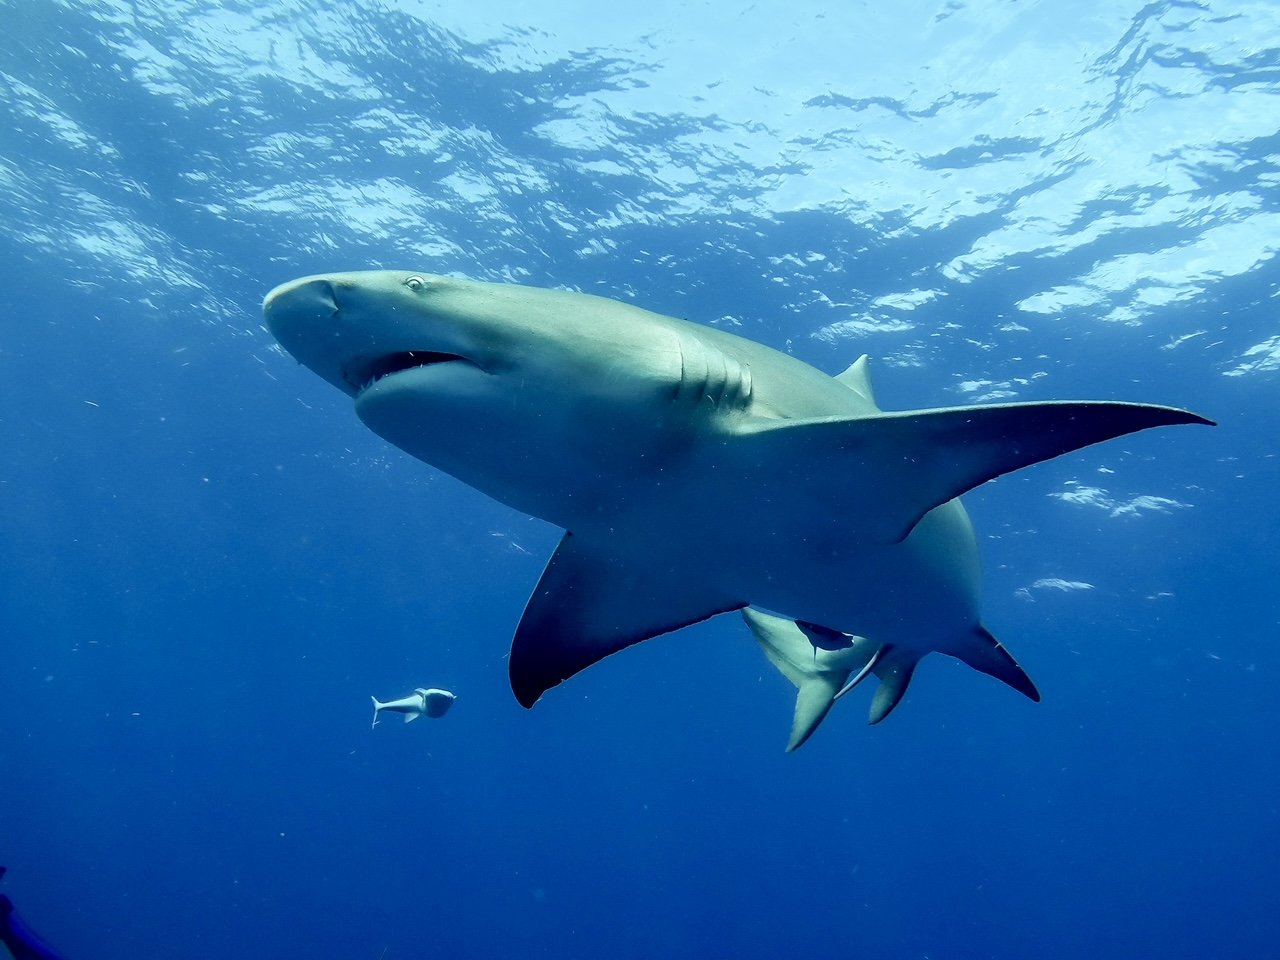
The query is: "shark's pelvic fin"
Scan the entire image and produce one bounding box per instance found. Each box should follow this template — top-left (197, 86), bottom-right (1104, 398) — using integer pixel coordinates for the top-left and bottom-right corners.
top-left (954, 625), bottom-right (1040, 702)
top-left (511, 533), bottom-right (743, 707)
top-left (735, 401), bottom-right (1214, 543)
top-left (867, 646), bottom-right (919, 724)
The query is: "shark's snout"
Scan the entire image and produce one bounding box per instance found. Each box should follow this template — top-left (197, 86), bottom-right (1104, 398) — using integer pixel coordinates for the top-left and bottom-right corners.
top-left (263, 271), bottom-right (484, 400)
top-left (263, 276), bottom-right (339, 336)
top-left (264, 275), bottom-right (367, 396)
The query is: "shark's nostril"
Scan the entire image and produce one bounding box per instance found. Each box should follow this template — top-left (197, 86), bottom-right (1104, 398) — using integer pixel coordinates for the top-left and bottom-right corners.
top-left (319, 280), bottom-right (338, 317)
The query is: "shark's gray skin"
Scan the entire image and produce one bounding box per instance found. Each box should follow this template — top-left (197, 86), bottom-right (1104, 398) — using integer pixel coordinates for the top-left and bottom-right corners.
top-left (264, 271), bottom-right (1211, 743)
top-left (371, 687), bottom-right (455, 728)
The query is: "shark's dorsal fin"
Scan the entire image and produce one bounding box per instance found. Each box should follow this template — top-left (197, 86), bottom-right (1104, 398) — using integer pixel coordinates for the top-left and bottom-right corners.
top-left (510, 533), bottom-right (743, 707)
top-left (833, 354), bottom-right (877, 406)
top-left (734, 401), bottom-right (1213, 543)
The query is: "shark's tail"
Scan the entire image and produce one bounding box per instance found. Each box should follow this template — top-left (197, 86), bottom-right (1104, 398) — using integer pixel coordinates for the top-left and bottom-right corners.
top-left (745, 609), bottom-right (1039, 749)
top-left (743, 608), bottom-right (880, 751)
top-left (371, 696), bottom-right (385, 729)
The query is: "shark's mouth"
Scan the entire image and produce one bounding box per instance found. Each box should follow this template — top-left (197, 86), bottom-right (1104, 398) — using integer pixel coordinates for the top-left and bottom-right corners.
top-left (344, 351), bottom-right (467, 394)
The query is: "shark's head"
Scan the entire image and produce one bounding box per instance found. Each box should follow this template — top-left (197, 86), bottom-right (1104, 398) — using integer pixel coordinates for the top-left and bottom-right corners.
top-left (264, 272), bottom-right (555, 398)
top-left (263, 270), bottom-right (711, 522)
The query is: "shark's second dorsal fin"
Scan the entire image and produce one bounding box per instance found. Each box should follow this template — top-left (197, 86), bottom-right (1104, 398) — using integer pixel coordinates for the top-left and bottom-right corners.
top-left (510, 533), bottom-right (743, 708)
top-left (833, 354), bottom-right (877, 406)
top-left (734, 400), bottom-right (1212, 543)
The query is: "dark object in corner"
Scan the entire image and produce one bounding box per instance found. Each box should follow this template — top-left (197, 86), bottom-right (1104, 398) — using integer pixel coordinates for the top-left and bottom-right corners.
top-left (0, 868), bottom-right (67, 960)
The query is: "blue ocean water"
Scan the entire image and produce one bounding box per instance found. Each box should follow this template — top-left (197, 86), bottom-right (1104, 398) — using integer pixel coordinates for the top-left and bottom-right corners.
top-left (1, 0), bottom-right (1276, 957)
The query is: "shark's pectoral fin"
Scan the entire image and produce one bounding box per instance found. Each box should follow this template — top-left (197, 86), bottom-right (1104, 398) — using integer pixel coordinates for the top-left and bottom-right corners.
top-left (511, 533), bottom-right (743, 708)
top-left (954, 625), bottom-right (1040, 702)
top-left (868, 646), bottom-right (919, 724)
top-left (735, 401), bottom-right (1212, 542)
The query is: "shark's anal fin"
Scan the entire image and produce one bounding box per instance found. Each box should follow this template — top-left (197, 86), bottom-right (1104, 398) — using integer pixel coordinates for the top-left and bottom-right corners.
top-left (868, 646), bottom-right (919, 724)
top-left (510, 533), bottom-right (743, 708)
top-left (735, 401), bottom-right (1213, 543)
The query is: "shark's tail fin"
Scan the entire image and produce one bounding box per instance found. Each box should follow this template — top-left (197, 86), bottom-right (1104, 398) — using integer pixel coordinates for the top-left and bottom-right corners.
top-left (371, 696), bottom-right (384, 729)
top-left (742, 608), bottom-right (879, 751)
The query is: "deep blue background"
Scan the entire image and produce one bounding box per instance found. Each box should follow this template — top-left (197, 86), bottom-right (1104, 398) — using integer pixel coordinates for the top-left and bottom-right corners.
top-left (1, 2), bottom-right (1276, 958)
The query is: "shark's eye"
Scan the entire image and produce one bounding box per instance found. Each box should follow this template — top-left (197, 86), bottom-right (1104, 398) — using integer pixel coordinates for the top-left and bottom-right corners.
top-left (404, 275), bottom-right (428, 291)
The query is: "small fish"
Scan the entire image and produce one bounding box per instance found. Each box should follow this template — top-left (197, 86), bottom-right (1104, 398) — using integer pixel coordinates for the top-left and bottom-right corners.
top-left (371, 688), bottom-right (455, 729)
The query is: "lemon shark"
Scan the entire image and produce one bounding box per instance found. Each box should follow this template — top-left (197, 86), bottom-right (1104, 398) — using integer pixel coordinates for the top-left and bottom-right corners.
top-left (263, 271), bottom-right (1211, 746)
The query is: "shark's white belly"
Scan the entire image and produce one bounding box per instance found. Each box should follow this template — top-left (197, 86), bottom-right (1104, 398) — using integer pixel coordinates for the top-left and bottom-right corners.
top-left (733, 500), bottom-right (983, 655)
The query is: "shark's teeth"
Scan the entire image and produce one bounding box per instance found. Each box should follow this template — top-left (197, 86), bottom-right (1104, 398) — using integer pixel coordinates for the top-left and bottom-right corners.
top-left (345, 350), bottom-right (465, 393)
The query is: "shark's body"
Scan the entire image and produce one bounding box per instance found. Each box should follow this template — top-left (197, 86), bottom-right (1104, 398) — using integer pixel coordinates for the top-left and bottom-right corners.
top-left (265, 271), bottom-right (1210, 746)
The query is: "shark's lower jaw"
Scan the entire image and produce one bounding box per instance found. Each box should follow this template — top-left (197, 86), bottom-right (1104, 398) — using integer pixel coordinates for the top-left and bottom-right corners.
top-left (344, 351), bottom-right (467, 395)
